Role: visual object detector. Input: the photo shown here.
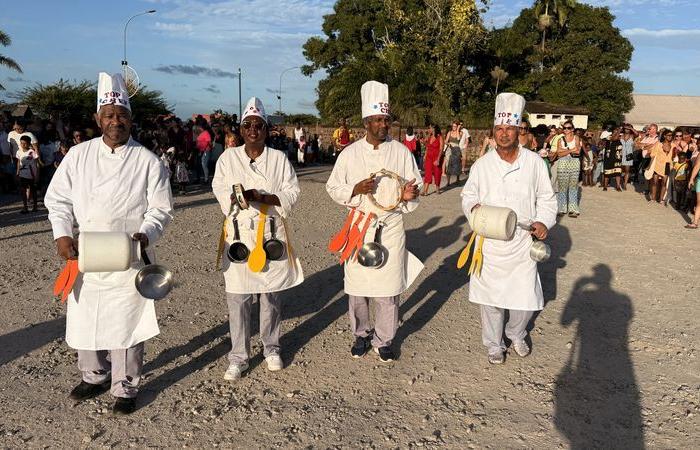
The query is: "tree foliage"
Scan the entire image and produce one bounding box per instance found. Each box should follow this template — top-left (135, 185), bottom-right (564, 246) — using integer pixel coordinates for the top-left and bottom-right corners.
top-left (304, 1), bottom-right (634, 127)
top-left (14, 79), bottom-right (171, 123)
top-left (302, 0), bottom-right (488, 126)
top-left (0, 29), bottom-right (22, 91)
top-left (488, 3), bottom-right (633, 125)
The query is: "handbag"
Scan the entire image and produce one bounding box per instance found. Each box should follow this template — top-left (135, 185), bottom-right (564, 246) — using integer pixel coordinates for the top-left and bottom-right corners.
top-left (644, 156), bottom-right (656, 180)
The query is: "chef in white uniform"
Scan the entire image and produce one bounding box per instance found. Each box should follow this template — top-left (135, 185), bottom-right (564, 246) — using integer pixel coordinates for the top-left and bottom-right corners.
top-left (326, 81), bottom-right (423, 363)
top-left (212, 97), bottom-right (303, 381)
top-left (44, 73), bottom-right (173, 414)
top-left (461, 93), bottom-right (557, 364)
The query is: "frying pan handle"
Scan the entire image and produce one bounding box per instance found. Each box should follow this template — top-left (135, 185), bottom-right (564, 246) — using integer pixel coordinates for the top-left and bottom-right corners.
top-left (374, 222), bottom-right (384, 244)
top-left (139, 242), bottom-right (152, 266)
top-left (269, 216), bottom-right (277, 238)
top-left (233, 218), bottom-right (242, 240)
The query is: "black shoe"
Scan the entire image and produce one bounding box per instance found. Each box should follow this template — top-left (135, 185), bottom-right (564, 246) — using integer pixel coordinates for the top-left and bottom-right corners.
top-left (374, 346), bottom-right (395, 363)
top-left (112, 397), bottom-right (137, 415)
top-left (350, 336), bottom-right (372, 358)
top-left (69, 380), bottom-right (110, 401)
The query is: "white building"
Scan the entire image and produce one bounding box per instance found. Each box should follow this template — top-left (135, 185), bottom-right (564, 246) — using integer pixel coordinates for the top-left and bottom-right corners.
top-left (525, 101), bottom-right (589, 129)
top-left (625, 94), bottom-right (700, 131)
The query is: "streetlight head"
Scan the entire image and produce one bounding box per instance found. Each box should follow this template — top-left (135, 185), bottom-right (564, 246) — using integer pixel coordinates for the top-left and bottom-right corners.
top-left (147, 9), bottom-right (156, 13)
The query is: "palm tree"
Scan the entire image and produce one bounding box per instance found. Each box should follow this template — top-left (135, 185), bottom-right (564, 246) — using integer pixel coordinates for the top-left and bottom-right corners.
top-left (490, 66), bottom-right (509, 95)
top-left (534, 0), bottom-right (577, 69)
top-left (0, 29), bottom-right (22, 90)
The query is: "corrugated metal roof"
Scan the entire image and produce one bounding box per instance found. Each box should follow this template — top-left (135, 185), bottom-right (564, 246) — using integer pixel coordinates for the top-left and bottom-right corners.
top-left (625, 94), bottom-right (700, 128)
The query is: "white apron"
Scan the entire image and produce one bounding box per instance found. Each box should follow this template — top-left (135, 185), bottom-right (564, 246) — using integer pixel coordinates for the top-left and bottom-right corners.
top-left (460, 148), bottom-right (557, 311)
top-left (212, 146), bottom-right (304, 294)
top-left (326, 138), bottom-right (424, 297)
top-left (45, 137), bottom-right (173, 350)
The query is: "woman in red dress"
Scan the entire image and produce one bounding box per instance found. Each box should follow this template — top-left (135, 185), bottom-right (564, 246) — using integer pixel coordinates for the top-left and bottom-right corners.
top-left (421, 124), bottom-right (443, 195)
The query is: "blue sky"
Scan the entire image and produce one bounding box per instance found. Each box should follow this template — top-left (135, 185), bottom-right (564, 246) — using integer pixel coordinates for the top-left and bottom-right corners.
top-left (1, 0), bottom-right (699, 118)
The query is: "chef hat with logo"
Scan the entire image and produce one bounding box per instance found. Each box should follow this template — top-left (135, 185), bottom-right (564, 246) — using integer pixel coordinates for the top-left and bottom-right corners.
top-left (493, 92), bottom-right (526, 127)
top-left (361, 81), bottom-right (390, 119)
top-left (97, 72), bottom-right (131, 113)
top-left (241, 97), bottom-right (267, 122)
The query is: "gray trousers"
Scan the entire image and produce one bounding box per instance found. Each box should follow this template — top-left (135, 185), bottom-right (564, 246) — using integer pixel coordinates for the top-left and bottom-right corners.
top-left (348, 295), bottom-right (400, 348)
top-left (226, 292), bottom-right (281, 364)
top-left (479, 305), bottom-right (533, 355)
top-left (77, 342), bottom-right (144, 398)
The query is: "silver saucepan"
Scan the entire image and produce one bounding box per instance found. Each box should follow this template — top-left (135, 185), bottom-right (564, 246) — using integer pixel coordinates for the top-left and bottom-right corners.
top-left (517, 222), bottom-right (551, 262)
top-left (134, 244), bottom-right (174, 300)
top-left (263, 216), bottom-right (285, 261)
top-left (357, 221), bottom-right (388, 269)
top-left (227, 218), bottom-right (250, 262)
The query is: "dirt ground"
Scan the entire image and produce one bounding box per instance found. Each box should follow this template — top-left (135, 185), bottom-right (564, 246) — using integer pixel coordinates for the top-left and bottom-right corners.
top-left (0, 166), bottom-right (697, 449)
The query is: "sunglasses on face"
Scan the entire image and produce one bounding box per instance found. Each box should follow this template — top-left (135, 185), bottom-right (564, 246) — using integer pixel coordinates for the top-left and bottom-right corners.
top-left (241, 121), bottom-right (266, 131)
top-left (563, 126), bottom-right (574, 130)
top-left (674, 134), bottom-right (682, 138)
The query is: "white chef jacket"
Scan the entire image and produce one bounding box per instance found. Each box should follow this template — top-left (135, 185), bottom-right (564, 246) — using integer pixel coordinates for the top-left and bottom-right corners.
top-left (461, 147), bottom-right (557, 311)
top-left (44, 137), bottom-right (173, 350)
top-left (326, 137), bottom-right (424, 297)
top-left (212, 145), bottom-right (304, 294)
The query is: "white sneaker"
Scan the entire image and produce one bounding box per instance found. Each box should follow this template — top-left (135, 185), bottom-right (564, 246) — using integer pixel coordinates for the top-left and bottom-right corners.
top-left (223, 362), bottom-right (249, 380)
top-left (512, 340), bottom-right (531, 357)
top-left (265, 353), bottom-right (283, 372)
top-left (488, 351), bottom-right (505, 365)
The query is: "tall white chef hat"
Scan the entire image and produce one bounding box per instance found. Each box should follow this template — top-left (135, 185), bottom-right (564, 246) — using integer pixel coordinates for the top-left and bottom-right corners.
top-left (361, 80), bottom-right (390, 119)
top-left (97, 72), bottom-right (131, 113)
top-left (493, 92), bottom-right (526, 127)
top-left (241, 97), bottom-right (267, 122)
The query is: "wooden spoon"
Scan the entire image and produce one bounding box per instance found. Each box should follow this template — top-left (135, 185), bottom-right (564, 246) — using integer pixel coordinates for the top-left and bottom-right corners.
top-left (248, 204), bottom-right (269, 273)
top-left (340, 211), bottom-right (365, 263)
top-left (328, 208), bottom-right (355, 253)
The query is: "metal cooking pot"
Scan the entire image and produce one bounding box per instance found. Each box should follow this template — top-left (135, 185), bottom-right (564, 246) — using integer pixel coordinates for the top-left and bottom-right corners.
top-left (357, 221), bottom-right (388, 269)
top-left (530, 239), bottom-right (551, 262)
top-left (263, 216), bottom-right (285, 261)
top-left (227, 218), bottom-right (250, 262)
top-left (134, 245), bottom-right (174, 300)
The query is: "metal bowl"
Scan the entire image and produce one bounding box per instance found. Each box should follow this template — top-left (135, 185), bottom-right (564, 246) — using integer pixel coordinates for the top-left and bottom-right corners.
top-left (135, 264), bottom-right (174, 300)
top-left (357, 242), bottom-right (387, 268)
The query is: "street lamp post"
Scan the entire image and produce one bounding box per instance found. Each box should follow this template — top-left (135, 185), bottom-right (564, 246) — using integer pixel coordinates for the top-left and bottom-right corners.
top-left (277, 66), bottom-right (300, 115)
top-left (122, 10), bottom-right (156, 70)
top-left (238, 68), bottom-right (242, 122)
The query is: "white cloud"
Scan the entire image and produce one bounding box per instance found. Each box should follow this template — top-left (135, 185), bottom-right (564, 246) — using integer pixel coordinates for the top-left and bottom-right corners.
top-left (153, 22), bottom-right (193, 33)
top-left (623, 28), bottom-right (700, 37)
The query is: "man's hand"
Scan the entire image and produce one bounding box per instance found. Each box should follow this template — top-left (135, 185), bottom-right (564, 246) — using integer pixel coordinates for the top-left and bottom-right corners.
top-left (470, 204), bottom-right (481, 212)
top-left (243, 188), bottom-right (262, 202)
top-left (132, 232), bottom-right (149, 250)
top-left (530, 222), bottom-right (548, 240)
top-left (401, 178), bottom-right (419, 201)
top-left (352, 177), bottom-right (375, 197)
top-left (56, 236), bottom-right (77, 260)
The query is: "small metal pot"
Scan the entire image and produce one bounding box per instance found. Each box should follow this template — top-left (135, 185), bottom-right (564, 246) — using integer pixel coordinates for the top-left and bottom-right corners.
top-left (357, 221), bottom-right (388, 269)
top-left (227, 218), bottom-right (250, 262)
top-left (530, 239), bottom-right (551, 262)
top-left (134, 245), bottom-right (174, 300)
top-left (263, 217), bottom-right (285, 261)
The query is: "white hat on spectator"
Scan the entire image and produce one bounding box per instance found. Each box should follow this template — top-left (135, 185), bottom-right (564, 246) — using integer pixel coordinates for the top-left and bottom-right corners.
top-left (241, 97), bottom-right (267, 122)
top-left (361, 81), bottom-right (390, 119)
top-left (493, 92), bottom-right (525, 127)
top-left (97, 72), bottom-right (130, 112)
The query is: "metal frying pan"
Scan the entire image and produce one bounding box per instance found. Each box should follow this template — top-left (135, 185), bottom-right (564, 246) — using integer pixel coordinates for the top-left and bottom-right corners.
top-left (134, 244), bottom-right (174, 300)
top-left (263, 216), bottom-right (285, 261)
top-left (227, 218), bottom-right (250, 262)
top-left (357, 221), bottom-right (388, 269)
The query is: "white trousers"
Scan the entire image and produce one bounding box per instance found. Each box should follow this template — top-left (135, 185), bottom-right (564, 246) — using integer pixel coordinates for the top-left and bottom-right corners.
top-left (77, 342), bottom-right (144, 398)
top-left (348, 295), bottom-right (400, 348)
top-left (226, 292), bottom-right (282, 364)
top-left (479, 305), bottom-right (533, 355)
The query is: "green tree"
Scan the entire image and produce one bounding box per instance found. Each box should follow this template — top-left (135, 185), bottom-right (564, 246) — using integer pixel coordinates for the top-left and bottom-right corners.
top-left (491, 3), bottom-right (633, 125)
top-left (15, 79), bottom-right (171, 122)
top-left (534, 0), bottom-right (577, 69)
top-left (302, 0), bottom-right (487, 125)
top-left (0, 29), bottom-right (22, 90)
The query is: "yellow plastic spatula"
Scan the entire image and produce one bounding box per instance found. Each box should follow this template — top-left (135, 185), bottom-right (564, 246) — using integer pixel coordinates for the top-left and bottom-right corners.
top-left (248, 204), bottom-right (268, 273)
top-left (456, 231), bottom-right (476, 269)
